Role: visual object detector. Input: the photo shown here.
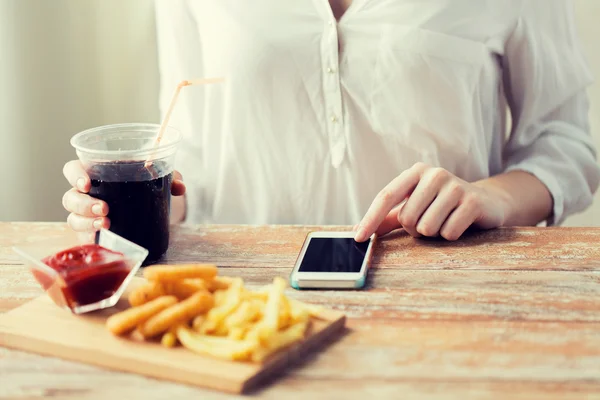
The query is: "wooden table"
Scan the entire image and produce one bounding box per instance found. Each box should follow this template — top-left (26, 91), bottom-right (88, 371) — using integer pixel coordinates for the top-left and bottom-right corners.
top-left (1, 222), bottom-right (599, 399)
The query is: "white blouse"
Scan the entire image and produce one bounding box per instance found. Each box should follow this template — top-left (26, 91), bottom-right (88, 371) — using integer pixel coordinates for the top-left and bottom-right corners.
top-left (154, 0), bottom-right (599, 226)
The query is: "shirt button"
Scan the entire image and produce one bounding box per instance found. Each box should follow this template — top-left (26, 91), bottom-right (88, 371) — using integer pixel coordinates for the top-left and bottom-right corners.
top-left (331, 115), bottom-right (338, 123)
top-left (328, 21), bottom-right (334, 27)
top-left (327, 67), bottom-right (336, 74)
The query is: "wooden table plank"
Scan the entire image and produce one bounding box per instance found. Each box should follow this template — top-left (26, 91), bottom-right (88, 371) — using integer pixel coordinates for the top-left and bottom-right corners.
top-left (4, 223), bottom-right (600, 272)
top-left (2, 346), bottom-right (597, 400)
top-left (1, 222), bottom-right (600, 399)
top-left (1, 318), bottom-right (599, 398)
top-left (0, 223), bottom-right (76, 264)
top-left (167, 225), bottom-right (600, 271)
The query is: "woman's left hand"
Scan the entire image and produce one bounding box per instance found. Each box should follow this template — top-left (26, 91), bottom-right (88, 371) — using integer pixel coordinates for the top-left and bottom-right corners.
top-left (354, 162), bottom-right (510, 242)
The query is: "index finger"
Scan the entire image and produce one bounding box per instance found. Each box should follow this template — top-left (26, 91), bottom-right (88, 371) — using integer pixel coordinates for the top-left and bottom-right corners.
top-left (63, 160), bottom-right (91, 193)
top-left (355, 165), bottom-right (424, 242)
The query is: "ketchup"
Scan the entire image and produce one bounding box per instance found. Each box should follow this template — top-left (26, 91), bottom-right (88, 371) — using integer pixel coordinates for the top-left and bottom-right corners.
top-left (40, 244), bottom-right (132, 308)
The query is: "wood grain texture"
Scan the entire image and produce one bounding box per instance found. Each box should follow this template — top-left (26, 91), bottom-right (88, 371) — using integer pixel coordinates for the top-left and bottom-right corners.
top-left (0, 295), bottom-right (345, 394)
top-left (1, 222), bottom-right (600, 399)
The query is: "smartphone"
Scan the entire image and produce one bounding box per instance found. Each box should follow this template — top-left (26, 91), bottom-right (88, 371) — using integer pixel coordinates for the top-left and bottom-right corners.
top-left (289, 231), bottom-right (376, 290)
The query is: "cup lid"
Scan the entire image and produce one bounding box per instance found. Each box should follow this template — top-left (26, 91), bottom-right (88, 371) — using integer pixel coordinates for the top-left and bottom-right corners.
top-left (70, 123), bottom-right (181, 161)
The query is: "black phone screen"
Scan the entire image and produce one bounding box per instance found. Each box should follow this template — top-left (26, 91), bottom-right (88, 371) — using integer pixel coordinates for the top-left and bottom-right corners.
top-left (298, 237), bottom-right (371, 273)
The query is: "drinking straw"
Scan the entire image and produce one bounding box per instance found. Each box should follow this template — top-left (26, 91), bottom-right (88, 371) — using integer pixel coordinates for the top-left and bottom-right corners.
top-left (144, 77), bottom-right (225, 169)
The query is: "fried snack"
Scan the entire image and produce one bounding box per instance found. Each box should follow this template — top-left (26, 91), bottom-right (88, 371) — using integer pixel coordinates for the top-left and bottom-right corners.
top-left (128, 281), bottom-right (167, 307)
top-left (205, 276), bottom-right (233, 292)
top-left (251, 319), bottom-right (309, 362)
top-left (199, 319), bottom-right (218, 335)
top-left (107, 296), bottom-right (178, 335)
top-left (251, 276), bottom-right (286, 343)
top-left (201, 278), bottom-right (243, 334)
top-left (184, 278), bottom-right (209, 291)
top-left (192, 315), bottom-right (205, 331)
top-left (243, 291), bottom-right (268, 302)
top-left (228, 325), bottom-right (248, 340)
top-left (139, 291), bottom-right (214, 338)
top-left (143, 264), bottom-right (218, 282)
top-left (161, 331), bottom-right (177, 348)
top-left (278, 295), bottom-right (292, 330)
top-left (176, 325), bottom-right (256, 361)
top-left (224, 300), bottom-right (261, 330)
top-left (213, 323), bottom-right (230, 337)
top-left (213, 290), bottom-right (227, 307)
top-left (165, 279), bottom-right (207, 300)
top-left (108, 274), bottom-right (323, 363)
top-left (288, 297), bottom-right (325, 319)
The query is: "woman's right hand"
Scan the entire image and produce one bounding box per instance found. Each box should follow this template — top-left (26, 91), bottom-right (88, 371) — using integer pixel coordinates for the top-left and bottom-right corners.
top-left (62, 160), bottom-right (110, 240)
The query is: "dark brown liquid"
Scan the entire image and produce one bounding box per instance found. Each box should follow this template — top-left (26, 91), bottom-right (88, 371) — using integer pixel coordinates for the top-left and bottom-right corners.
top-left (88, 162), bottom-right (172, 264)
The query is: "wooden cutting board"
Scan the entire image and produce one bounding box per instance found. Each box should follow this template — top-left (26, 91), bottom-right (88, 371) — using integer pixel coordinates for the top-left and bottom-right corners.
top-left (0, 285), bottom-right (346, 394)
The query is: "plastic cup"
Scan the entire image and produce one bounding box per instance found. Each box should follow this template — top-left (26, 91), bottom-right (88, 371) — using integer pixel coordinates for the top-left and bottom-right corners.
top-left (70, 123), bottom-right (181, 264)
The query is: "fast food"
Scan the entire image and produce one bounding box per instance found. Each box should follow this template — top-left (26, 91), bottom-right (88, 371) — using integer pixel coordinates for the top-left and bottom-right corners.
top-left (143, 264), bottom-right (218, 282)
top-left (106, 295), bottom-right (178, 335)
top-left (139, 290), bottom-right (214, 338)
top-left (106, 263), bottom-right (323, 362)
top-left (127, 281), bottom-right (166, 307)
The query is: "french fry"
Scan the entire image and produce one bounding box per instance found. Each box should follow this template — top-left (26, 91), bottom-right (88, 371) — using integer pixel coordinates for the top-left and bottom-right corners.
top-left (205, 276), bottom-right (233, 292)
top-left (214, 290), bottom-right (227, 307)
top-left (224, 301), bottom-right (261, 330)
top-left (213, 323), bottom-right (229, 337)
top-left (184, 278), bottom-right (209, 291)
top-left (107, 296), bottom-right (178, 336)
top-left (204, 278), bottom-right (243, 327)
top-left (143, 264), bottom-right (218, 282)
top-left (199, 319), bottom-right (218, 335)
top-left (250, 298), bottom-right (266, 316)
top-left (243, 291), bottom-right (268, 302)
top-left (108, 270), bottom-right (326, 364)
top-left (161, 331), bottom-right (177, 348)
top-left (176, 325), bottom-right (256, 361)
top-left (139, 291), bottom-right (214, 338)
top-left (130, 329), bottom-right (145, 342)
top-left (288, 297), bottom-right (325, 320)
top-left (253, 277), bottom-right (286, 342)
top-left (192, 315), bottom-right (205, 331)
top-left (277, 295), bottom-right (292, 330)
top-left (228, 325), bottom-right (248, 340)
top-left (165, 279), bottom-right (207, 300)
top-left (128, 281), bottom-right (167, 307)
top-left (251, 320), bottom-right (309, 362)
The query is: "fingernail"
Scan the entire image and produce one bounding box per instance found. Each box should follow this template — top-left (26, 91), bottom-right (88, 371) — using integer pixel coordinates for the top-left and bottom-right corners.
top-left (77, 178), bottom-right (86, 191)
top-left (93, 219), bottom-right (103, 230)
top-left (92, 204), bottom-right (103, 216)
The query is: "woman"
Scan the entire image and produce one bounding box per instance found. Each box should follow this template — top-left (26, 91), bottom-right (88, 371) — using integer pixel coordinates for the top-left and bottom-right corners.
top-left (62, 0), bottom-right (599, 243)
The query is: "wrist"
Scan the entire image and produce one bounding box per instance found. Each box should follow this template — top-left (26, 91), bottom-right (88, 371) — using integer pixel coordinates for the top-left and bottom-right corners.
top-left (473, 179), bottom-right (513, 227)
top-left (473, 171), bottom-right (553, 226)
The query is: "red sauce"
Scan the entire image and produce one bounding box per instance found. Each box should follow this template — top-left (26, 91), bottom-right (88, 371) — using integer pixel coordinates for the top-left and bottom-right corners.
top-left (40, 244), bottom-right (132, 308)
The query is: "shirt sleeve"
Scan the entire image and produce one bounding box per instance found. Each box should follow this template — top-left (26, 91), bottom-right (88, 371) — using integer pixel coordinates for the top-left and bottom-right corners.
top-left (502, 0), bottom-right (600, 225)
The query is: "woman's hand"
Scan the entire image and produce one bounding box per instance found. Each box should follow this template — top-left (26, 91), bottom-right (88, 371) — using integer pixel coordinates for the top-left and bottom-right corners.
top-left (62, 160), bottom-right (186, 240)
top-left (354, 163), bottom-right (513, 242)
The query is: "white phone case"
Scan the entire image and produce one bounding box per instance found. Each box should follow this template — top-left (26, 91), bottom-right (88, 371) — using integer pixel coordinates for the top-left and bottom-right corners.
top-left (289, 231), bottom-right (376, 290)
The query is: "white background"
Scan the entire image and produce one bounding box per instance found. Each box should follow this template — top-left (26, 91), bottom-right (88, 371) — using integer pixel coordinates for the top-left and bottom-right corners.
top-left (1, 0), bottom-right (599, 226)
